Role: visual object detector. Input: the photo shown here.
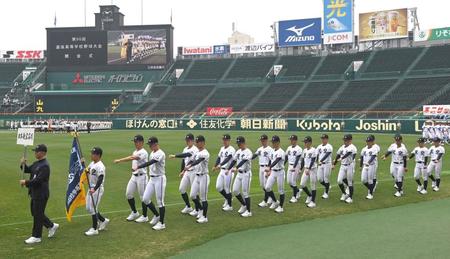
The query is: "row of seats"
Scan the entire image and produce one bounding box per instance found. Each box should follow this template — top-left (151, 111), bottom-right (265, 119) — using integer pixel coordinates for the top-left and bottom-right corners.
top-left (366, 47), bottom-right (423, 73)
top-left (250, 83), bottom-right (300, 111)
top-left (185, 59), bottom-right (233, 80)
top-left (152, 85), bottom-right (214, 112)
top-left (0, 63), bottom-right (26, 85)
top-left (414, 45), bottom-right (450, 71)
top-left (287, 81), bottom-right (343, 111)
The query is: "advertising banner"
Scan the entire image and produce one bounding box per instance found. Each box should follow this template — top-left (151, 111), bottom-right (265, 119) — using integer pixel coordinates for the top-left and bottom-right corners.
top-left (213, 45), bottom-right (229, 55)
top-left (230, 43), bottom-right (275, 54)
top-left (323, 0), bottom-right (354, 44)
top-left (206, 107), bottom-right (233, 117)
top-left (359, 8), bottom-right (408, 42)
top-left (0, 50), bottom-right (45, 60)
top-left (414, 27), bottom-right (450, 42)
top-left (278, 18), bottom-right (322, 47)
top-left (182, 46), bottom-right (213, 56)
top-left (423, 105), bottom-right (450, 116)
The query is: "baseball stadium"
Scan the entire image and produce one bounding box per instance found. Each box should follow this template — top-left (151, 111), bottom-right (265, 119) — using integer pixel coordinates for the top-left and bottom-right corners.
top-left (1, 1), bottom-right (450, 258)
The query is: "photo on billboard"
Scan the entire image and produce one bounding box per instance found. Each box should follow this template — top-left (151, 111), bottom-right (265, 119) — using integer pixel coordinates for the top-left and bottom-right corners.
top-left (359, 8), bottom-right (408, 42)
top-left (107, 29), bottom-right (167, 65)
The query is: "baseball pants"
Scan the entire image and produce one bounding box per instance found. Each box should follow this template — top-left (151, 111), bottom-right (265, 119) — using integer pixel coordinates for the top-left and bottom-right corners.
top-left (414, 163), bottom-right (427, 180)
top-left (427, 161), bottom-right (442, 179)
top-left (287, 165), bottom-right (300, 187)
top-left (126, 174), bottom-right (148, 200)
top-left (361, 165), bottom-right (376, 185)
top-left (143, 175), bottom-right (166, 207)
top-left (233, 171), bottom-right (252, 198)
top-left (216, 169), bottom-right (234, 194)
top-left (390, 164), bottom-right (405, 182)
top-left (337, 164), bottom-right (355, 186)
top-left (259, 166), bottom-right (268, 188)
top-left (86, 187), bottom-right (104, 215)
top-left (265, 170), bottom-right (285, 195)
top-left (300, 168), bottom-right (318, 190)
top-left (190, 174), bottom-right (210, 202)
top-left (179, 170), bottom-right (195, 194)
top-left (317, 163), bottom-right (332, 184)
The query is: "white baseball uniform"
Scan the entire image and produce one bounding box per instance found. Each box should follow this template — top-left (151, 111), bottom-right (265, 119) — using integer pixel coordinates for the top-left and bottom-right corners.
top-left (412, 147), bottom-right (429, 180)
top-left (142, 149), bottom-right (166, 207)
top-left (317, 143), bottom-right (333, 184)
top-left (299, 147), bottom-right (318, 190)
top-left (265, 148), bottom-right (285, 195)
top-left (86, 161), bottom-right (106, 215)
top-left (190, 149), bottom-right (210, 202)
top-left (179, 145), bottom-right (199, 194)
top-left (255, 145), bottom-right (273, 189)
top-left (387, 143), bottom-right (408, 183)
top-left (126, 148), bottom-right (148, 200)
top-left (216, 146), bottom-right (236, 194)
top-left (360, 145), bottom-right (379, 185)
top-left (427, 145), bottom-right (445, 180)
top-left (286, 145), bottom-right (303, 187)
top-left (232, 148), bottom-right (253, 198)
top-left (336, 144), bottom-right (357, 186)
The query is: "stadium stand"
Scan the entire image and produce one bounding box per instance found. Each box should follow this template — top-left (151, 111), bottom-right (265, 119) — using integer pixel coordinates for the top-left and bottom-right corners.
top-left (429, 86), bottom-right (450, 105)
top-left (364, 47), bottom-right (422, 74)
top-left (278, 55), bottom-right (321, 79)
top-left (202, 85), bottom-right (264, 111)
top-left (184, 59), bottom-right (233, 81)
top-left (413, 45), bottom-right (450, 71)
top-left (226, 57), bottom-right (275, 80)
top-left (0, 63), bottom-right (26, 85)
top-left (152, 85), bottom-right (214, 112)
top-left (326, 79), bottom-right (397, 111)
top-left (315, 51), bottom-right (370, 75)
top-left (286, 81), bottom-right (343, 112)
top-left (250, 83), bottom-right (301, 111)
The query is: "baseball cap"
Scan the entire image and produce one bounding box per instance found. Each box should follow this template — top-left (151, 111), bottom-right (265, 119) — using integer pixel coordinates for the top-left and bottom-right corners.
top-left (91, 147), bottom-right (103, 156)
top-left (32, 144), bottom-right (47, 153)
top-left (320, 134), bottom-right (329, 139)
top-left (222, 134), bottom-right (231, 140)
top-left (289, 135), bottom-right (298, 141)
top-left (432, 137), bottom-right (441, 142)
top-left (132, 134), bottom-right (144, 142)
top-left (366, 135), bottom-right (375, 142)
top-left (343, 134), bottom-right (353, 141)
top-left (147, 136), bottom-right (158, 145)
top-left (185, 133), bottom-right (194, 141)
top-left (271, 135), bottom-right (280, 143)
top-left (417, 137), bottom-right (425, 143)
top-left (196, 135), bottom-right (206, 143)
top-left (260, 134), bottom-right (268, 141)
top-left (303, 136), bottom-right (312, 143)
top-left (394, 134), bottom-right (402, 141)
top-left (236, 136), bottom-right (245, 144)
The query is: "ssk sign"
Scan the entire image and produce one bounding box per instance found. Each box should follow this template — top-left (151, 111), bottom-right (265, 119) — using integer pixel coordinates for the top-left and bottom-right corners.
top-left (206, 107), bottom-right (233, 117)
top-left (1, 50), bottom-right (44, 59)
top-left (278, 18), bottom-right (322, 47)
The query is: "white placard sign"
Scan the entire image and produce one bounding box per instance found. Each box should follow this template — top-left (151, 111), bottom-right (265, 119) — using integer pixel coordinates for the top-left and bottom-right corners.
top-left (16, 128), bottom-right (35, 146)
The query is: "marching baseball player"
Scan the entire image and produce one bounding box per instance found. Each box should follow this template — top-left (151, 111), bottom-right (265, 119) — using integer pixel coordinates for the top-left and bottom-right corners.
top-left (316, 134), bottom-right (333, 199)
top-left (333, 134), bottom-right (357, 204)
top-left (409, 137), bottom-right (429, 194)
top-left (360, 135), bottom-right (378, 200)
top-left (184, 135), bottom-right (210, 224)
top-left (113, 135), bottom-right (149, 223)
top-left (168, 133), bottom-right (199, 214)
top-left (134, 137), bottom-right (166, 231)
top-left (264, 136), bottom-right (286, 213)
top-left (299, 136), bottom-right (318, 208)
top-left (252, 134), bottom-right (274, 208)
top-left (285, 135), bottom-right (302, 203)
top-left (228, 136), bottom-right (253, 217)
top-left (212, 134), bottom-right (236, 212)
top-left (382, 134), bottom-right (408, 197)
top-left (428, 137), bottom-right (446, 192)
top-left (85, 147), bottom-right (110, 236)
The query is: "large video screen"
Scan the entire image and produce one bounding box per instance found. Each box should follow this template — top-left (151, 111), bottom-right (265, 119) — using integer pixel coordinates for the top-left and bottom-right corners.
top-left (107, 29), bottom-right (167, 66)
top-left (47, 30), bottom-right (107, 66)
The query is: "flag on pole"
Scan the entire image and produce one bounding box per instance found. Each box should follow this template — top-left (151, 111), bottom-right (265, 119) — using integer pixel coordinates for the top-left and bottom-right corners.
top-left (65, 138), bottom-right (86, 221)
top-left (170, 8), bottom-right (173, 24)
top-left (54, 12), bottom-right (57, 27)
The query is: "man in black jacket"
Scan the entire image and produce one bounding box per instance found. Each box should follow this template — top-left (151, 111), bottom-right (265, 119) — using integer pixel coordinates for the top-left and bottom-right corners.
top-left (20, 144), bottom-right (59, 244)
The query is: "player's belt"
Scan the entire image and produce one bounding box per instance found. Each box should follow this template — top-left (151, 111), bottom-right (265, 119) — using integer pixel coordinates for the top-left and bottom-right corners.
top-left (238, 170), bottom-right (249, 174)
top-left (289, 163), bottom-right (296, 166)
top-left (220, 167), bottom-right (228, 170)
top-left (393, 162), bottom-right (403, 165)
top-left (342, 163), bottom-right (351, 166)
top-left (272, 168), bottom-right (282, 172)
top-left (416, 161), bottom-right (424, 164)
top-left (260, 165), bottom-right (268, 167)
top-left (133, 173), bottom-right (145, 176)
top-left (196, 173), bottom-right (207, 176)
top-left (150, 175), bottom-right (161, 177)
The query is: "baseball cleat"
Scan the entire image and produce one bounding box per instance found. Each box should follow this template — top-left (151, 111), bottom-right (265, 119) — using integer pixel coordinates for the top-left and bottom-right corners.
top-left (48, 223), bottom-right (59, 238)
top-left (432, 181), bottom-right (436, 188)
top-left (366, 194), bottom-right (373, 200)
top-left (394, 183), bottom-right (398, 190)
top-left (296, 190), bottom-right (302, 199)
top-left (126, 212), bottom-right (140, 221)
top-left (307, 202), bottom-right (316, 208)
top-left (222, 204), bottom-right (233, 212)
top-left (289, 196), bottom-right (298, 203)
top-left (189, 210), bottom-right (199, 217)
top-left (85, 228), bottom-right (99, 236)
top-left (181, 206), bottom-right (194, 214)
top-left (196, 210), bottom-right (204, 219)
top-left (258, 200), bottom-right (268, 208)
top-left (345, 187), bottom-right (349, 195)
top-left (98, 218), bottom-right (110, 231)
top-left (340, 194), bottom-right (348, 201)
top-left (305, 196), bottom-right (312, 204)
top-left (274, 206), bottom-right (284, 213)
top-left (152, 222), bottom-right (166, 231)
top-left (433, 186), bottom-right (439, 192)
top-left (267, 197), bottom-right (273, 205)
top-left (24, 237), bottom-right (41, 244)
top-left (135, 216), bottom-right (148, 223)
top-left (321, 193), bottom-right (329, 199)
top-left (196, 216), bottom-right (208, 224)
top-left (241, 211), bottom-right (252, 217)
top-left (269, 202), bottom-right (279, 210)
top-left (150, 216), bottom-right (160, 225)
top-left (222, 200), bottom-right (228, 208)
top-left (238, 205), bottom-right (247, 214)
top-left (344, 197), bottom-right (353, 204)
top-left (416, 185), bottom-right (423, 192)
top-left (420, 189), bottom-right (428, 195)
top-left (373, 181), bottom-right (378, 192)
top-left (394, 191), bottom-right (402, 197)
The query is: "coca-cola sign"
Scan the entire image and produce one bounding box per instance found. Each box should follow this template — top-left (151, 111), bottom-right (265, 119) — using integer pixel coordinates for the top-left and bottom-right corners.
top-left (206, 107), bottom-right (233, 117)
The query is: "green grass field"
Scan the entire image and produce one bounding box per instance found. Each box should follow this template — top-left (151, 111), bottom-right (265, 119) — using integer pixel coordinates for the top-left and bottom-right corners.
top-left (0, 130), bottom-right (448, 258)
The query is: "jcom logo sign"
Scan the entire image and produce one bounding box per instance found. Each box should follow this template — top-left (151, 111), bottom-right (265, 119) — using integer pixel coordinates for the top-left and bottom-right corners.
top-left (278, 18), bottom-right (322, 47)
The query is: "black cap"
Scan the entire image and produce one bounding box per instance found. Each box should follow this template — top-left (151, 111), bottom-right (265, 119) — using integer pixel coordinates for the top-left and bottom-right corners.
top-left (222, 134), bottom-right (231, 140)
top-left (260, 134), bottom-right (268, 141)
top-left (432, 137), bottom-right (441, 142)
top-left (32, 144), bottom-right (47, 153)
top-left (196, 135), bottom-right (205, 143)
top-left (366, 135), bottom-right (375, 142)
top-left (236, 136), bottom-right (245, 144)
top-left (271, 135), bottom-right (280, 143)
top-left (417, 137), bottom-right (425, 143)
top-left (394, 134), bottom-right (402, 141)
top-left (147, 136), bottom-right (158, 145)
top-left (91, 147), bottom-right (103, 156)
top-left (185, 133), bottom-right (194, 141)
top-left (320, 134), bottom-right (329, 139)
top-left (343, 134), bottom-right (353, 141)
top-left (133, 134), bottom-right (144, 142)
top-left (289, 135), bottom-right (298, 141)
top-left (303, 136), bottom-right (312, 143)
